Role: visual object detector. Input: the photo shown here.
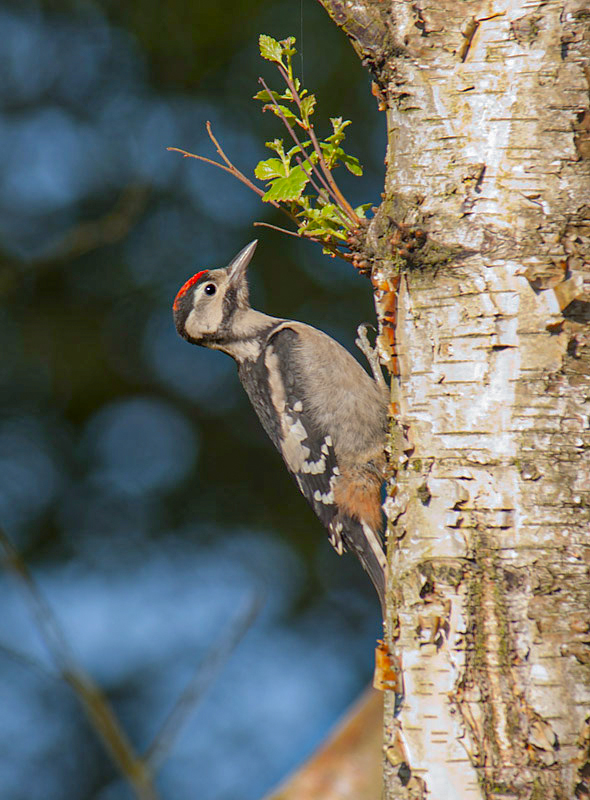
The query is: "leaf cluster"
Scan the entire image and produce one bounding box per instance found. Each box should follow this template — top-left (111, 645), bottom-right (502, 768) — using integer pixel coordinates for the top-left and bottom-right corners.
top-left (168, 34), bottom-right (369, 261)
top-left (253, 35), bottom-right (367, 252)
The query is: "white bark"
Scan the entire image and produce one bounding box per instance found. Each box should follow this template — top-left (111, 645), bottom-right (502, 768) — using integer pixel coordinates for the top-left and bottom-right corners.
top-left (321, 0), bottom-right (590, 796)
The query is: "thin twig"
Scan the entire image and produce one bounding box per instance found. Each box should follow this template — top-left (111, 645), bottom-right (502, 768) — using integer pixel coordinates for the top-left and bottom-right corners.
top-left (144, 594), bottom-right (263, 770)
top-left (205, 120), bottom-right (238, 172)
top-left (167, 148), bottom-right (266, 201)
top-left (0, 529), bottom-right (159, 800)
top-left (294, 155), bottom-right (324, 199)
top-left (276, 64), bottom-right (360, 226)
top-left (169, 105), bottom-right (358, 252)
top-left (252, 221), bottom-right (351, 260)
top-left (253, 221), bottom-right (305, 238)
top-left (168, 123), bottom-right (302, 230)
top-left (258, 77), bottom-right (340, 212)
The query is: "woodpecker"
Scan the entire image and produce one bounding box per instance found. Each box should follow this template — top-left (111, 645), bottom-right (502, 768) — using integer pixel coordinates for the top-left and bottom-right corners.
top-left (173, 240), bottom-right (388, 608)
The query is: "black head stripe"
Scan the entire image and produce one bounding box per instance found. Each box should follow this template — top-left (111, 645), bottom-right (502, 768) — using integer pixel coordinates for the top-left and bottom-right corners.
top-left (172, 271), bottom-right (210, 339)
top-left (173, 290), bottom-right (195, 340)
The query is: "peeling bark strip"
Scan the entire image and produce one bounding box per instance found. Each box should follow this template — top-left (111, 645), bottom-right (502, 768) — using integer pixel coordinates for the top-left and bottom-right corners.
top-left (319, 0), bottom-right (590, 797)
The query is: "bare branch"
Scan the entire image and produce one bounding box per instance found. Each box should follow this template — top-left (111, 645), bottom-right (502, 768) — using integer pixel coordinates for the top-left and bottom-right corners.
top-left (167, 147), bottom-right (268, 202)
top-left (0, 529), bottom-right (159, 800)
top-left (168, 123), bottom-right (302, 230)
top-left (253, 221), bottom-right (305, 238)
top-left (144, 594), bottom-right (262, 770)
top-left (252, 222), bottom-right (352, 261)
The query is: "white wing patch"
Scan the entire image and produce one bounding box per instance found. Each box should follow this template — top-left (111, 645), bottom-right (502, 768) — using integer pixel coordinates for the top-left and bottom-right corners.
top-left (328, 521), bottom-right (345, 555)
top-left (259, 329), bottom-right (385, 595)
top-left (265, 344), bottom-right (331, 477)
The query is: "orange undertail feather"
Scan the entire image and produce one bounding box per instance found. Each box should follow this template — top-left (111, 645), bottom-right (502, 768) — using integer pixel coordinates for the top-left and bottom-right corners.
top-left (333, 470), bottom-right (383, 532)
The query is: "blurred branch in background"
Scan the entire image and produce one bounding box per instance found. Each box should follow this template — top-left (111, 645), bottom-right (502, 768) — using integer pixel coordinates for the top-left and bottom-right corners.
top-left (0, 182), bottom-right (151, 299)
top-left (0, 528), bottom-right (158, 800)
top-left (51, 182), bottom-right (151, 261)
top-left (144, 593), bottom-right (263, 770)
top-left (0, 526), bottom-right (260, 800)
top-left (263, 686), bottom-right (382, 800)
top-left (0, 3), bottom-right (385, 797)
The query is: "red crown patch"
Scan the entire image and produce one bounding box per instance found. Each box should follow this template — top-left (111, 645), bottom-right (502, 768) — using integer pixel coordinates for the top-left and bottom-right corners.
top-left (173, 270), bottom-right (209, 311)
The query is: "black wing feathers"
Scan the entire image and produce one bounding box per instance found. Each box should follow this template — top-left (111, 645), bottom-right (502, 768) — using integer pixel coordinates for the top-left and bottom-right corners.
top-left (237, 324), bottom-right (386, 608)
top-left (237, 326), bottom-right (340, 534)
top-left (267, 327), bottom-right (341, 531)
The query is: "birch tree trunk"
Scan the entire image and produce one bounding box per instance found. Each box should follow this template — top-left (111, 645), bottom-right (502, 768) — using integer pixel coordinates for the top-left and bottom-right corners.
top-left (320, 1), bottom-right (590, 797)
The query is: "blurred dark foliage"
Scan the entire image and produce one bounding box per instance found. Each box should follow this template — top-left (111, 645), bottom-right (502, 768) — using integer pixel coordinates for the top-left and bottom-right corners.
top-left (0, 1), bottom-right (387, 798)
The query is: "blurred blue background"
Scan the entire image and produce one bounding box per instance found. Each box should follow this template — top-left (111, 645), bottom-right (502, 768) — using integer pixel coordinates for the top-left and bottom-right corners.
top-left (0, 1), bottom-right (386, 797)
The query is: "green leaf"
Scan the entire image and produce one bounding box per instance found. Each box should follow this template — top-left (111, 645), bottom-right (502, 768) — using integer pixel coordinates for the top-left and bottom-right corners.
top-left (319, 141), bottom-right (345, 169)
top-left (342, 153), bottom-right (363, 176)
top-left (266, 103), bottom-right (298, 123)
top-left (300, 94), bottom-right (316, 120)
top-left (265, 139), bottom-right (286, 158)
top-left (301, 94), bottom-right (316, 124)
top-left (354, 203), bottom-right (372, 218)
top-left (325, 117), bottom-right (352, 146)
top-left (254, 158), bottom-right (287, 180)
top-left (319, 203), bottom-right (341, 219)
top-left (286, 144), bottom-right (305, 159)
top-left (262, 165), bottom-right (309, 202)
top-left (300, 214), bottom-right (348, 241)
top-left (330, 117), bottom-right (351, 133)
top-left (286, 145), bottom-right (315, 173)
top-left (316, 139), bottom-right (362, 174)
top-left (251, 32), bottom-right (364, 245)
top-left (279, 36), bottom-right (297, 55)
top-left (259, 35), bottom-right (283, 64)
top-left (253, 89), bottom-right (281, 102)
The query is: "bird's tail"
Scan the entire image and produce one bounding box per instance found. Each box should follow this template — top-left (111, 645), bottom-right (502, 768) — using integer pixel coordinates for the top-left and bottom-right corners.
top-left (342, 517), bottom-right (387, 614)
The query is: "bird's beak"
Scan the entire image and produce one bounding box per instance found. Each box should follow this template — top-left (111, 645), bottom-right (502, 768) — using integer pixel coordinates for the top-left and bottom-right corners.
top-left (227, 240), bottom-right (258, 287)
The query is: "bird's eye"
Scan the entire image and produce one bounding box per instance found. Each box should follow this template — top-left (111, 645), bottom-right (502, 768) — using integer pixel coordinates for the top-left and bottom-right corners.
top-left (204, 283), bottom-right (217, 296)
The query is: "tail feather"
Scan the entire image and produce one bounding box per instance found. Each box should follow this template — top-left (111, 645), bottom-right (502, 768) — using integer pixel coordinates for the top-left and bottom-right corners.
top-left (340, 517), bottom-right (387, 613)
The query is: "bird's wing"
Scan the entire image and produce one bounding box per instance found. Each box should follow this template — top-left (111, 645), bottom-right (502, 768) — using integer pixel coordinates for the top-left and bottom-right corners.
top-left (262, 324), bottom-right (347, 553)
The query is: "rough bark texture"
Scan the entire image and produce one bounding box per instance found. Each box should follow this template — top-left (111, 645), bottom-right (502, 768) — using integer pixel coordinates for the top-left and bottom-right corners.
top-left (320, 1), bottom-right (590, 797)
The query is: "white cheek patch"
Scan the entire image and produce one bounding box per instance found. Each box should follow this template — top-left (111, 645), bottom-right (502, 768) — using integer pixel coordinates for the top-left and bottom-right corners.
top-left (184, 296), bottom-right (223, 339)
top-left (184, 309), bottom-right (199, 339)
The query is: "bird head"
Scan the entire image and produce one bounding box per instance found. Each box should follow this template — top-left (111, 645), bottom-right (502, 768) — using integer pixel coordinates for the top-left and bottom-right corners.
top-left (173, 240), bottom-right (257, 345)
